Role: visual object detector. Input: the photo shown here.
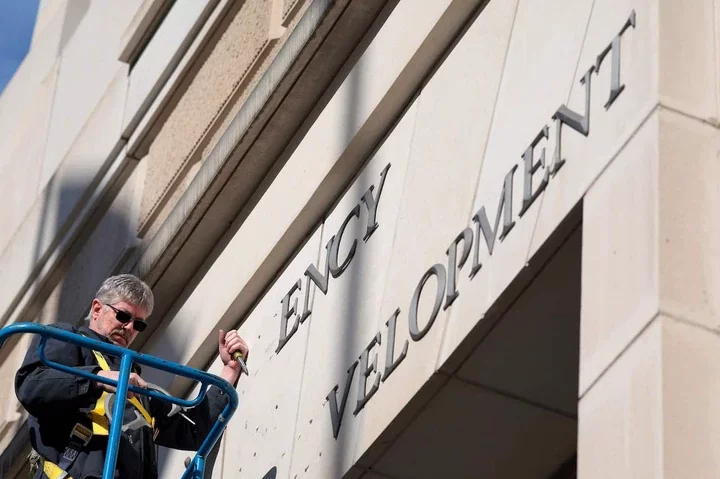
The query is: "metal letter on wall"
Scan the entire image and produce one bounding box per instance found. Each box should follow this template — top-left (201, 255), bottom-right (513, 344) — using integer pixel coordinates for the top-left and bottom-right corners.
top-left (553, 66), bottom-right (593, 137)
top-left (328, 205), bottom-right (360, 278)
top-left (305, 239), bottom-right (333, 295)
top-left (519, 126), bottom-right (550, 217)
top-left (595, 10), bottom-right (637, 109)
top-left (470, 165), bottom-right (518, 277)
top-left (551, 65), bottom-right (594, 177)
top-left (311, 10), bottom-right (642, 441)
top-left (354, 333), bottom-right (382, 415)
top-left (360, 163), bottom-right (391, 241)
top-left (327, 361), bottom-right (358, 439)
top-left (276, 279), bottom-right (302, 353)
top-left (444, 228), bottom-right (473, 309)
top-left (262, 467), bottom-right (278, 479)
top-left (299, 274), bottom-right (314, 324)
top-left (382, 308), bottom-right (408, 381)
top-left (408, 264), bottom-right (447, 341)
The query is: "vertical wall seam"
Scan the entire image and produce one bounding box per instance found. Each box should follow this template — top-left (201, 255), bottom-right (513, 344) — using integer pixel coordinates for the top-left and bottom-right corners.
top-left (712, 0), bottom-right (720, 123)
top-left (435, 0), bottom-right (522, 372)
top-left (348, 99), bottom-right (419, 467)
top-left (523, 0), bottom-right (597, 265)
top-left (286, 220), bottom-right (325, 478)
top-left (465, 0), bottom-right (520, 224)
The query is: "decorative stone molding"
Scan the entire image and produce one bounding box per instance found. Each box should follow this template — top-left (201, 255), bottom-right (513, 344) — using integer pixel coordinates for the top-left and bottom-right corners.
top-left (118, 0), bottom-right (174, 65)
top-left (137, 0), bottom-right (293, 235)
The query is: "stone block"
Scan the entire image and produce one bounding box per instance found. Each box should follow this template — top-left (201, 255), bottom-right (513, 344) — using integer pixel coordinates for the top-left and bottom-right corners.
top-left (140, 0), bottom-right (459, 385)
top-left (578, 317), bottom-right (663, 479)
top-left (31, 0), bottom-right (67, 46)
top-left (139, 0), bottom-right (274, 232)
top-left (0, 0), bottom-right (91, 246)
top-left (440, 0), bottom-right (593, 381)
top-left (658, 0), bottom-right (717, 123)
top-left (118, 0), bottom-right (168, 63)
top-left (219, 228), bottom-right (322, 479)
top-left (53, 158), bottom-right (144, 325)
top-left (579, 109), bottom-right (659, 394)
top-left (662, 317), bottom-right (720, 477)
top-left (529, 0), bottom-right (660, 258)
top-left (466, 0), bottom-right (594, 315)
top-left (716, 0), bottom-right (720, 120)
top-left (656, 110), bottom-right (720, 332)
top-left (406, 0), bottom-right (517, 371)
top-left (40, 1), bottom-right (141, 191)
top-left (139, 180), bottom-right (324, 384)
top-left (0, 69), bottom-right (129, 322)
top-left (123, 0), bottom-right (213, 136)
top-left (579, 315), bottom-right (720, 478)
top-left (581, 107), bottom-right (720, 394)
top-left (43, 68), bottom-right (128, 235)
top-left (0, 144), bottom-right (129, 327)
top-left (0, 63), bottom-right (57, 254)
top-left (0, 2), bottom-right (67, 146)
top-left (353, 0), bottom-right (519, 463)
top-left (288, 103), bottom-right (416, 479)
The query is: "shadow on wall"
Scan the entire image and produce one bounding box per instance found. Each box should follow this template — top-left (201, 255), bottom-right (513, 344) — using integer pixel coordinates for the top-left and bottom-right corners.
top-left (30, 173), bottom-right (135, 328)
top-left (45, 180), bottom-right (217, 477)
top-left (51, 181), bottom-right (215, 477)
top-left (0, 173), bottom-right (112, 478)
top-left (330, 54), bottom-right (365, 479)
top-left (0, 170), bottom-right (203, 477)
top-left (57, 0), bottom-right (91, 53)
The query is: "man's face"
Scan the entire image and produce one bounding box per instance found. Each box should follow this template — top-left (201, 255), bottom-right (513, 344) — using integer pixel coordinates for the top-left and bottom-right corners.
top-left (89, 299), bottom-right (149, 347)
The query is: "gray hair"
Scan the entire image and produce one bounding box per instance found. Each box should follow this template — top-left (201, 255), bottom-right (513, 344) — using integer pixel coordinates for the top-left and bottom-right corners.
top-left (86, 274), bottom-right (154, 321)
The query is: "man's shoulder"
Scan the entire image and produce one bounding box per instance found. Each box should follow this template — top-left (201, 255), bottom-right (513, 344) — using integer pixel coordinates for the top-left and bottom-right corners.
top-left (20, 323), bottom-right (85, 365)
top-left (43, 323), bottom-right (93, 345)
top-left (47, 322), bottom-right (77, 332)
top-left (45, 322), bottom-right (88, 338)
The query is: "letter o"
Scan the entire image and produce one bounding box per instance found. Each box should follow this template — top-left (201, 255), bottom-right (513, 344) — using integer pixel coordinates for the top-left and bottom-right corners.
top-left (408, 264), bottom-right (447, 341)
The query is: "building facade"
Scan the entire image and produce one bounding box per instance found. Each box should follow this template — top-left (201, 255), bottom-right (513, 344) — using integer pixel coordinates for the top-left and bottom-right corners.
top-left (0, 0), bottom-right (717, 478)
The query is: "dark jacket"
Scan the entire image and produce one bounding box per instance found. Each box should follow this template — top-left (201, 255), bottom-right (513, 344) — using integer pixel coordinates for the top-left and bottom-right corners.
top-left (15, 323), bottom-right (231, 479)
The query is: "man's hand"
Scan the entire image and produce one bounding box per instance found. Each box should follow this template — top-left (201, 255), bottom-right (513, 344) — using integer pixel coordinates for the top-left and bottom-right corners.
top-left (218, 330), bottom-right (249, 385)
top-left (94, 370), bottom-right (148, 399)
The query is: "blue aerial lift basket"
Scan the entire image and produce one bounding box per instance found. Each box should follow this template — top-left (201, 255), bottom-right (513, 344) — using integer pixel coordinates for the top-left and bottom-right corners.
top-left (0, 322), bottom-right (239, 479)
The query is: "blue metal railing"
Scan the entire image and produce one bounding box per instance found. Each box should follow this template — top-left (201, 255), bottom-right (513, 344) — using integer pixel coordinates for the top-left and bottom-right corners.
top-left (0, 323), bottom-right (239, 479)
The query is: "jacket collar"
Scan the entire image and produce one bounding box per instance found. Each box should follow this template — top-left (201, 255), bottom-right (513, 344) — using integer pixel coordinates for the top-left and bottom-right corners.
top-left (77, 324), bottom-right (142, 373)
top-left (78, 324), bottom-right (110, 343)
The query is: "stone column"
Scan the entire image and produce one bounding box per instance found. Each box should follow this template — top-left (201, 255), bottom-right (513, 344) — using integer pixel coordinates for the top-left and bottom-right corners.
top-left (578, 1), bottom-right (720, 476)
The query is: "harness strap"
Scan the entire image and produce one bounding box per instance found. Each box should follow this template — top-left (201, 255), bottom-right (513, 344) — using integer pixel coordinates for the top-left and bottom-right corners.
top-left (43, 459), bottom-right (73, 479)
top-left (37, 340), bottom-right (157, 479)
top-left (90, 350), bottom-right (153, 426)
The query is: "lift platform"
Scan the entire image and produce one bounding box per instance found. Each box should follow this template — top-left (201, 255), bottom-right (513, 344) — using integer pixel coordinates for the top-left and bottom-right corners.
top-left (0, 322), bottom-right (239, 479)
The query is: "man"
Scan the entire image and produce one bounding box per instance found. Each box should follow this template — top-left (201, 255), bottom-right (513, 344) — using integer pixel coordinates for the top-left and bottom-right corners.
top-left (15, 274), bottom-right (249, 479)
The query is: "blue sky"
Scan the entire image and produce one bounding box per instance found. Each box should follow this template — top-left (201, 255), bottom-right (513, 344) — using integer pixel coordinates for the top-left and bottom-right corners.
top-left (0, 0), bottom-right (39, 93)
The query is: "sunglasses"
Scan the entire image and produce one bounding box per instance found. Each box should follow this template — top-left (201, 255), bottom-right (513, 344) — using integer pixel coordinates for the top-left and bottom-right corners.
top-left (104, 303), bottom-right (148, 332)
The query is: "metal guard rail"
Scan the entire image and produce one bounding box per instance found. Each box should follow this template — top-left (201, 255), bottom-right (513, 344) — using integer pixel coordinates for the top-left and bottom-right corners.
top-left (0, 323), bottom-right (239, 479)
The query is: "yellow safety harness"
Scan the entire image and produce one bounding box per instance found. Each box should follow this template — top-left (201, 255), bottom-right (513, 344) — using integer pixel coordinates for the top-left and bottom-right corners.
top-left (39, 350), bottom-right (155, 479)
top-left (87, 350), bottom-right (154, 435)
top-left (42, 459), bottom-right (70, 479)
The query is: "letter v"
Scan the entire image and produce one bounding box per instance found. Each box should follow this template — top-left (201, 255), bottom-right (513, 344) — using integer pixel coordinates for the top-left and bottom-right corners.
top-left (327, 361), bottom-right (359, 439)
